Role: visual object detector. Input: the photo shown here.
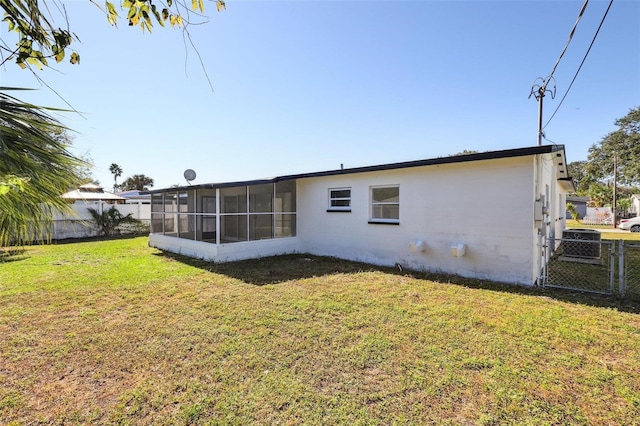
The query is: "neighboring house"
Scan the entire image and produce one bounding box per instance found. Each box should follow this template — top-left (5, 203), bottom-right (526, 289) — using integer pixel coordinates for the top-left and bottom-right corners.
top-left (146, 144), bottom-right (573, 286)
top-left (116, 189), bottom-right (152, 204)
top-left (631, 194), bottom-right (640, 217)
top-left (61, 183), bottom-right (126, 204)
top-left (566, 195), bottom-right (589, 219)
top-left (53, 184), bottom-right (149, 240)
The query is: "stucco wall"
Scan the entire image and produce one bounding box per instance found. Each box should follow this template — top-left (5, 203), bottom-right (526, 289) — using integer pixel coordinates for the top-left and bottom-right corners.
top-left (148, 234), bottom-right (299, 262)
top-left (532, 153), bottom-right (568, 282)
top-left (147, 151), bottom-right (570, 286)
top-left (296, 156), bottom-right (537, 285)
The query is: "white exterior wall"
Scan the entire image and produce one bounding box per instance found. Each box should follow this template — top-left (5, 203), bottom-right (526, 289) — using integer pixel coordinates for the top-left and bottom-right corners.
top-left (146, 150), bottom-right (569, 286)
top-left (631, 195), bottom-right (640, 216)
top-left (148, 234), bottom-right (299, 262)
top-left (533, 153), bottom-right (568, 283)
top-left (296, 156), bottom-right (537, 285)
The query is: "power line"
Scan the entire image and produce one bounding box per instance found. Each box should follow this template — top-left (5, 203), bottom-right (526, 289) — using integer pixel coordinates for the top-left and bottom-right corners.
top-left (542, 134), bottom-right (562, 146)
top-left (549, 0), bottom-right (590, 80)
top-left (543, 0), bottom-right (614, 130)
top-left (530, 0), bottom-right (590, 145)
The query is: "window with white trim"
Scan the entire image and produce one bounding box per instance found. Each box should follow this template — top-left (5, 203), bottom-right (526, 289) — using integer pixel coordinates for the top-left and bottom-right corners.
top-left (328, 187), bottom-right (351, 212)
top-left (370, 185), bottom-right (399, 224)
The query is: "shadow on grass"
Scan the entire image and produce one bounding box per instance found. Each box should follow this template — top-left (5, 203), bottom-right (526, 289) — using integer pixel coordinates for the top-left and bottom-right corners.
top-left (155, 251), bottom-right (386, 284)
top-left (156, 250), bottom-right (640, 314)
top-left (0, 248), bottom-right (28, 263)
top-left (50, 232), bottom-right (149, 245)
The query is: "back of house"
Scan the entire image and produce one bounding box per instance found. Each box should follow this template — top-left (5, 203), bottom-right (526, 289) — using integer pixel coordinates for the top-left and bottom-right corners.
top-left (147, 144), bottom-right (572, 286)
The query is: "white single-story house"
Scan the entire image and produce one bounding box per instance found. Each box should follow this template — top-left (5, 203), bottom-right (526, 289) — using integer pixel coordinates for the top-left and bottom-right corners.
top-left (116, 189), bottom-right (152, 204)
top-left (146, 144), bottom-right (573, 286)
top-left (566, 195), bottom-right (589, 219)
top-left (631, 194), bottom-right (640, 217)
top-left (61, 183), bottom-right (126, 204)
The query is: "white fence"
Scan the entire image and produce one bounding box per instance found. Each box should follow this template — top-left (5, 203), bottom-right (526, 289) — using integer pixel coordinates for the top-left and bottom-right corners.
top-left (581, 207), bottom-right (613, 226)
top-left (51, 201), bottom-right (151, 240)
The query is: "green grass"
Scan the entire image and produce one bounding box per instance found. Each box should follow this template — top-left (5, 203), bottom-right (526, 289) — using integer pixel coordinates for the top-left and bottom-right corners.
top-left (567, 219), bottom-right (640, 241)
top-left (1, 237), bottom-right (640, 424)
top-left (556, 220), bottom-right (640, 299)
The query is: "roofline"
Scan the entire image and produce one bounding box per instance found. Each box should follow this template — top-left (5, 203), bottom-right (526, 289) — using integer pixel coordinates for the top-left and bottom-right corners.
top-left (144, 144), bottom-right (567, 194)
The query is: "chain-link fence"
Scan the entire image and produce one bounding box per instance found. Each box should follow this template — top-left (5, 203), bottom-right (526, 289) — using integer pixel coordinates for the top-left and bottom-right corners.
top-left (545, 237), bottom-right (614, 295)
top-left (622, 243), bottom-right (640, 300)
top-left (544, 238), bottom-right (640, 300)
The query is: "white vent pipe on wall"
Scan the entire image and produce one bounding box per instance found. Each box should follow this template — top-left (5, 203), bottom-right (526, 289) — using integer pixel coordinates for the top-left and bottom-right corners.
top-left (451, 243), bottom-right (466, 257)
top-left (409, 241), bottom-right (425, 252)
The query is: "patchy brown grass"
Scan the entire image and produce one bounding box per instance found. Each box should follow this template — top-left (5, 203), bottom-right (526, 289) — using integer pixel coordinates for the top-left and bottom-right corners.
top-left (1, 237), bottom-right (640, 424)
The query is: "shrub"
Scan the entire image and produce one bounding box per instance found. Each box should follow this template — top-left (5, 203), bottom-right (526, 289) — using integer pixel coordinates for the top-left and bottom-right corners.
top-left (87, 206), bottom-right (143, 237)
top-left (566, 203), bottom-right (580, 221)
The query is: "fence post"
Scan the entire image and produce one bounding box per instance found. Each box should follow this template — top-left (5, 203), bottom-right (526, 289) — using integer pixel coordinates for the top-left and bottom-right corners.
top-left (608, 240), bottom-right (616, 295)
top-left (618, 239), bottom-right (625, 298)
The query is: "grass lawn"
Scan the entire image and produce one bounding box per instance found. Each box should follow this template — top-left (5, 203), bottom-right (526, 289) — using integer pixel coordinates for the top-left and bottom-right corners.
top-left (566, 219), bottom-right (640, 241)
top-left (1, 237), bottom-right (640, 425)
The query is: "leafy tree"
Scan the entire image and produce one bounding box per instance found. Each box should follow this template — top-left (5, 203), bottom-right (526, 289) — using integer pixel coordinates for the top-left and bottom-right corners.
top-left (450, 150), bottom-right (479, 156)
top-left (0, 0), bottom-right (223, 246)
top-left (120, 174), bottom-right (154, 191)
top-left (1, 0), bottom-right (225, 70)
top-left (0, 89), bottom-right (86, 246)
top-left (74, 151), bottom-right (96, 185)
top-left (51, 128), bottom-right (96, 184)
top-left (566, 160), bottom-right (598, 195)
top-left (109, 163), bottom-right (123, 192)
top-left (87, 206), bottom-right (142, 237)
top-left (565, 107), bottom-right (640, 209)
top-left (586, 182), bottom-right (612, 207)
top-left (618, 197), bottom-right (632, 216)
top-left (585, 107), bottom-right (640, 187)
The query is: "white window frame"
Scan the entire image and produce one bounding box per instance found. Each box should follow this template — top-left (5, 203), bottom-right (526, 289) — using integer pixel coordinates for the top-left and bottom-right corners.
top-left (369, 185), bottom-right (399, 224)
top-left (328, 187), bottom-right (352, 212)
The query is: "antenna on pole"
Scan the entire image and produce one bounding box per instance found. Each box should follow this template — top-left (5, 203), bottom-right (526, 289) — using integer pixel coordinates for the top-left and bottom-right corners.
top-left (529, 76), bottom-right (556, 146)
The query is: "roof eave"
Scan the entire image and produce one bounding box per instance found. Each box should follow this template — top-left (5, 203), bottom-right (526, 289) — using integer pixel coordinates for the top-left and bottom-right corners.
top-left (144, 144), bottom-right (567, 194)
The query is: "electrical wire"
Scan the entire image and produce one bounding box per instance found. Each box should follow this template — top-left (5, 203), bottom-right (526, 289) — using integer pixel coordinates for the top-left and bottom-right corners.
top-left (543, 0), bottom-right (614, 130)
top-left (530, 0), bottom-right (589, 145)
top-left (548, 0), bottom-right (590, 81)
top-left (542, 134), bottom-right (562, 146)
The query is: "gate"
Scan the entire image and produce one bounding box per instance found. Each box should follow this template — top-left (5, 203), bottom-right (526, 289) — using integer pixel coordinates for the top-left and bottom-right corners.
top-left (543, 237), bottom-right (640, 300)
top-left (622, 243), bottom-right (640, 300)
top-left (544, 236), bottom-right (615, 295)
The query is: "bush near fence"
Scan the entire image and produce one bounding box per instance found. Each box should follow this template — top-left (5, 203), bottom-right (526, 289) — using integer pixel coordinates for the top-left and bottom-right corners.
top-left (51, 201), bottom-right (151, 240)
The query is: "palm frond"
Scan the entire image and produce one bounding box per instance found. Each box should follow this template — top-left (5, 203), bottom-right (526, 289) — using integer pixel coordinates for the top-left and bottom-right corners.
top-left (0, 88), bottom-right (87, 246)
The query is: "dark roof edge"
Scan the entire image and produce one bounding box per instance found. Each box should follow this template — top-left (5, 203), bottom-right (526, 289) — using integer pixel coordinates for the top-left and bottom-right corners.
top-left (144, 144), bottom-right (565, 194)
top-left (277, 144), bottom-right (565, 181)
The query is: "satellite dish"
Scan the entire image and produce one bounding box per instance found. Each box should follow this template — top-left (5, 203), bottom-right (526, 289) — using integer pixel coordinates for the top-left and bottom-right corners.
top-left (183, 169), bottom-right (197, 184)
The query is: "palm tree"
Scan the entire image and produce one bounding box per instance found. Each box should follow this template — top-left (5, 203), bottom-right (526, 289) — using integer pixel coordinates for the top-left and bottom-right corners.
top-left (109, 163), bottom-right (123, 192)
top-left (0, 88), bottom-right (86, 247)
top-left (87, 206), bottom-right (140, 237)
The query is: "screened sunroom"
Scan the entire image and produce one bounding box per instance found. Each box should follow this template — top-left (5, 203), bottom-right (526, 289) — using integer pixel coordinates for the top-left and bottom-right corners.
top-left (149, 179), bottom-right (296, 245)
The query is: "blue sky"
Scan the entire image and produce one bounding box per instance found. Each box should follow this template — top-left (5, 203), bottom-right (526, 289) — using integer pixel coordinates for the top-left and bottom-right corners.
top-left (1, 0), bottom-right (639, 189)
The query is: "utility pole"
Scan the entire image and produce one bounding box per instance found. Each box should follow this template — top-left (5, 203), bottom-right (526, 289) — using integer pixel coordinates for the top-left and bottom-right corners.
top-left (528, 1), bottom-right (590, 145)
top-left (613, 154), bottom-right (617, 229)
top-left (529, 77), bottom-right (556, 146)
